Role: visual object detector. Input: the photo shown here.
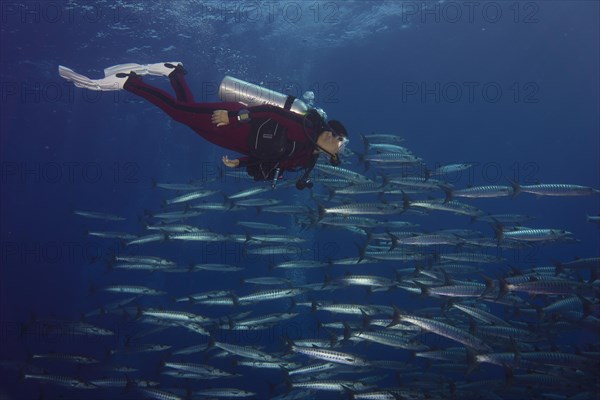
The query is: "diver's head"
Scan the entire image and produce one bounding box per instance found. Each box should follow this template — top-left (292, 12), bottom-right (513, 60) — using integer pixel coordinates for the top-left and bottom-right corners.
top-left (315, 120), bottom-right (349, 165)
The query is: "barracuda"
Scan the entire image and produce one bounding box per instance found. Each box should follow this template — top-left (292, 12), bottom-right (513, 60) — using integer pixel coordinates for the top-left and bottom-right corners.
top-left (363, 153), bottom-right (422, 164)
top-left (31, 353), bottom-right (99, 364)
top-left (347, 328), bottom-right (428, 351)
top-left (476, 325), bottom-right (541, 342)
top-left (192, 202), bottom-right (239, 211)
top-left (429, 163), bottom-right (473, 176)
top-left (227, 186), bottom-right (271, 199)
top-left (361, 133), bottom-right (405, 144)
top-left (236, 221), bottom-right (286, 230)
top-left (112, 263), bottom-right (175, 272)
top-left (193, 388), bottom-right (256, 397)
top-left (24, 373), bottom-right (96, 389)
top-left (245, 234), bottom-right (306, 244)
top-left (88, 231), bottom-right (137, 240)
top-left (234, 198), bottom-right (282, 207)
top-left (115, 255), bottom-right (175, 265)
top-left (167, 231), bottom-right (226, 241)
top-left (102, 285), bottom-right (166, 296)
top-left (451, 304), bottom-right (510, 326)
top-left (500, 277), bottom-right (587, 296)
top-left (319, 202), bottom-right (404, 216)
top-left (288, 362), bottom-right (339, 376)
top-left (421, 283), bottom-right (493, 298)
top-left (261, 205), bottom-right (313, 214)
top-left (313, 163), bottom-right (373, 184)
top-left (146, 224), bottom-right (204, 233)
top-left (334, 182), bottom-right (387, 195)
top-left (212, 341), bottom-right (279, 362)
top-left (319, 215), bottom-right (382, 228)
top-left (232, 312), bottom-right (298, 328)
top-left (73, 209), bottom-right (126, 221)
top-left (447, 185), bottom-right (514, 200)
top-left (149, 209), bottom-right (204, 220)
top-left (517, 183), bottom-right (600, 197)
top-left (140, 308), bottom-right (209, 323)
top-left (290, 379), bottom-right (373, 392)
top-left (236, 288), bottom-right (305, 304)
top-left (289, 343), bottom-right (369, 366)
top-left (125, 233), bottom-right (166, 246)
top-left (189, 263), bottom-right (244, 272)
top-left (236, 360), bottom-right (300, 369)
top-left (163, 362), bottom-right (232, 377)
top-left (242, 276), bottom-right (292, 285)
top-left (500, 228), bottom-right (574, 242)
top-left (137, 388), bottom-right (184, 400)
top-left (312, 302), bottom-right (380, 316)
top-left (391, 308), bottom-right (491, 352)
top-left (154, 182), bottom-right (203, 191)
top-left (407, 198), bottom-right (486, 217)
top-left (165, 189), bottom-right (218, 205)
top-left (274, 260), bottom-right (328, 269)
top-left (338, 274), bottom-right (397, 288)
top-left (394, 234), bottom-right (465, 246)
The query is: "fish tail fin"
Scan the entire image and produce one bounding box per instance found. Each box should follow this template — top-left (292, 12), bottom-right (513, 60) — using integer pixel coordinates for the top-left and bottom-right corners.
top-left (507, 178), bottom-right (522, 198)
top-left (401, 191), bottom-right (411, 211)
top-left (415, 282), bottom-right (430, 298)
top-left (356, 242), bottom-right (367, 263)
top-left (466, 350), bottom-right (479, 375)
top-left (579, 295), bottom-right (595, 319)
top-left (533, 304), bottom-right (544, 320)
top-left (207, 336), bottom-right (216, 350)
top-left (388, 305), bottom-right (403, 327)
top-left (491, 220), bottom-right (504, 243)
top-left (322, 273), bottom-right (331, 288)
top-left (360, 309), bottom-right (372, 328)
top-left (498, 278), bottom-right (509, 299)
top-left (317, 204), bottom-right (326, 221)
top-left (440, 185), bottom-right (454, 203)
top-left (504, 366), bottom-right (515, 387)
top-left (552, 260), bottom-right (564, 276)
top-left (223, 194), bottom-right (234, 210)
top-left (481, 275), bottom-right (495, 298)
top-left (342, 322), bottom-right (353, 342)
top-left (284, 378), bottom-right (293, 393)
top-left (386, 230), bottom-right (399, 251)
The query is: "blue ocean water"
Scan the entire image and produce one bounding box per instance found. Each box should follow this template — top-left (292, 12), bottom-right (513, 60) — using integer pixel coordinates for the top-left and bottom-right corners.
top-left (1, 1), bottom-right (599, 399)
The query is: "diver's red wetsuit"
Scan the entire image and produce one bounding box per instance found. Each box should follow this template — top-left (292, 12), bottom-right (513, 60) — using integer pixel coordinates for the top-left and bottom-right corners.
top-left (123, 71), bottom-right (319, 171)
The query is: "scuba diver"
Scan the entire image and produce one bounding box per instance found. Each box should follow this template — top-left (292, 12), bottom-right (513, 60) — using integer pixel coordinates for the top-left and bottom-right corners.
top-left (58, 62), bottom-right (348, 190)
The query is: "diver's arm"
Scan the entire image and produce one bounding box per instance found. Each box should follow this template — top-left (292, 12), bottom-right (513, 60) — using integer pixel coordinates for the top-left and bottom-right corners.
top-left (215, 105), bottom-right (303, 129)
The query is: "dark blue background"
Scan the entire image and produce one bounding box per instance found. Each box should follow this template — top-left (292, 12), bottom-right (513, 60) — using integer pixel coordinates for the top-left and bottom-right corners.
top-left (1, 1), bottom-right (598, 399)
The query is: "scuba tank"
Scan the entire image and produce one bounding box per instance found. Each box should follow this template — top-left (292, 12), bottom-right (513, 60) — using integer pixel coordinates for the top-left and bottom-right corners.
top-left (219, 76), bottom-right (310, 115)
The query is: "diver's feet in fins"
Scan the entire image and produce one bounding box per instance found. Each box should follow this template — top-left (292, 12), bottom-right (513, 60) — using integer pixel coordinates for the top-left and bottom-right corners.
top-left (59, 62), bottom-right (184, 91)
top-left (58, 65), bottom-right (129, 91)
top-left (103, 62), bottom-right (184, 78)
top-left (115, 71), bottom-right (141, 79)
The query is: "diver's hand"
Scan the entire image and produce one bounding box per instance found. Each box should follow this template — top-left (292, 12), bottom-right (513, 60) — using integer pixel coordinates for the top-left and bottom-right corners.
top-left (212, 110), bottom-right (230, 127)
top-left (222, 155), bottom-right (239, 168)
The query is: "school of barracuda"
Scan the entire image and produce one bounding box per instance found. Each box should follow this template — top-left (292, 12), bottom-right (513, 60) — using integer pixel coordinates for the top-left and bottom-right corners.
top-left (6, 134), bottom-right (600, 400)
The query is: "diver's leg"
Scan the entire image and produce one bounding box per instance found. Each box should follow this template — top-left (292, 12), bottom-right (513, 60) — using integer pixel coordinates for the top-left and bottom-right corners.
top-left (166, 64), bottom-right (195, 103)
top-left (123, 75), bottom-right (248, 152)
